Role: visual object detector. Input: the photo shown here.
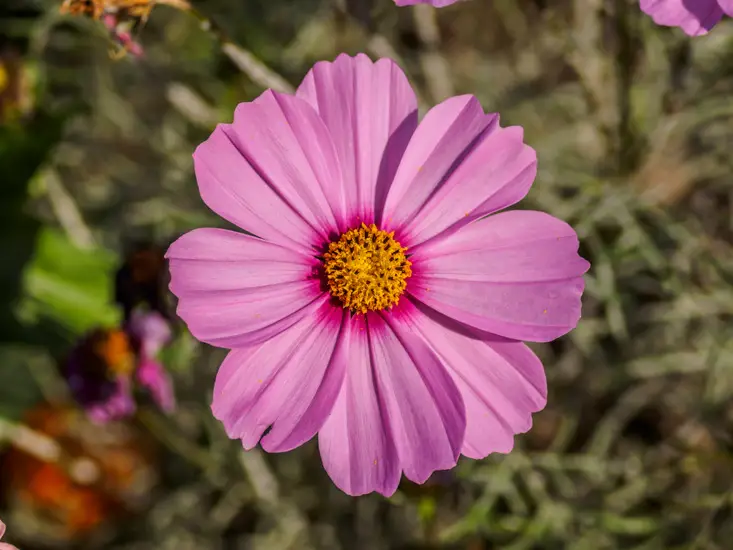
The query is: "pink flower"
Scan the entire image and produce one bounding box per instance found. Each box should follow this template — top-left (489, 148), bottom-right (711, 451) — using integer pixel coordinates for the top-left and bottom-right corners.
top-left (127, 309), bottom-right (173, 357)
top-left (394, 0), bottom-right (464, 6)
top-left (86, 375), bottom-right (136, 424)
top-left (167, 54), bottom-right (589, 496)
top-left (640, 0), bottom-right (732, 35)
top-left (102, 14), bottom-right (144, 57)
top-left (127, 310), bottom-right (176, 413)
top-left (0, 520), bottom-right (19, 550)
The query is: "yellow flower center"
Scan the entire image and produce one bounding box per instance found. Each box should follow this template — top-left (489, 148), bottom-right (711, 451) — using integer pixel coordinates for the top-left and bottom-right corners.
top-left (323, 223), bottom-right (412, 314)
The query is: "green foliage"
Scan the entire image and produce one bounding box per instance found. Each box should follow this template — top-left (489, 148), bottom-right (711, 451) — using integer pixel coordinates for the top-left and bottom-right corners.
top-left (19, 227), bottom-right (120, 337)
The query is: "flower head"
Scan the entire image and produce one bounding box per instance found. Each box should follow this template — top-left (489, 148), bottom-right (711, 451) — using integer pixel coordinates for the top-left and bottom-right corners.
top-left (102, 13), bottom-right (144, 57)
top-left (640, 0), bottom-right (732, 35)
top-left (64, 310), bottom-right (175, 422)
top-left (167, 54), bottom-right (589, 496)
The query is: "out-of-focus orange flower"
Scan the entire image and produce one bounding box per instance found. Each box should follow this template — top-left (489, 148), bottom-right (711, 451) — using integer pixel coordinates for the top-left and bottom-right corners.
top-left (93, 329), bottom-right (135, 377)
top-left (60, 0), bottom-right (154, 21)
top-left (1, 403), bottom-right (158, 546)
top-left (21, 462), bottom-right (108, 535)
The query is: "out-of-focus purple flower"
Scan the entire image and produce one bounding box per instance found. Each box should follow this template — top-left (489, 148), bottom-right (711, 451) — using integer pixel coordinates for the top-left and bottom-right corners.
top-left (640, 0), bottom-right (732, 35)
top-left (65, 329), bottom-right (137, 423)
top-left (0, 520), bottom-right (19, 550)
top-left (86, 376), bottom-right (136, 424)
top-left (64, 311), bottom-right (176, 422)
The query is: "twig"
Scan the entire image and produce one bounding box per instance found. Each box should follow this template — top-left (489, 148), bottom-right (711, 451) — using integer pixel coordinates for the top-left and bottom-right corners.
top-left (42, 169), bottom-right (96, 250)
top-left (166, 82), bottom-right (219, 128)
top-left (220, 43), bottom-right (294, 94)
top-left (185, 7), bottom-right (294, 94)
top-left (412, 4), bottom-right (454, 102)
top-left (238, 448), bottom-right (280, 506)
top-left (136, 407), bottom-right (220, 480)
top-left (0, 416), bottom-right (61, 463)
top-left (569, 0), bottom-right (640, 173)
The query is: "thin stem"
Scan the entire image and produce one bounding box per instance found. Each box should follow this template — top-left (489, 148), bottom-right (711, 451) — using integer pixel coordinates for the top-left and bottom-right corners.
top-left (184, 5), bottom-right (294, 93)
top-left (412, 4), bottom-right (454, 102)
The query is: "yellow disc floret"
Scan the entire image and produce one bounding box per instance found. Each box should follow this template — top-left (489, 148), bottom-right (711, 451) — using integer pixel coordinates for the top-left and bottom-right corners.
top-left (323, 223), bottom-right (412, 314)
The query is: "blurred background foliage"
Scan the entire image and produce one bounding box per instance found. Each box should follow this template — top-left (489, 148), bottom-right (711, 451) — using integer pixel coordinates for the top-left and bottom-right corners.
top-left (1, 0), bottom-right (733, 548)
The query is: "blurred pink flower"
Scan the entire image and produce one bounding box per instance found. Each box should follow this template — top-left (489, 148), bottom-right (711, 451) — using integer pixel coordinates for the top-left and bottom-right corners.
top-left (65, 311), bottom-right (175, 423)
top-left (136, 358), bottom-right (176, 413)
top-left (640, 0), bottom-right (732, 35)
top-left (0, 520), bottom-right (18, 550)
top-left (128, 309), bottom-right (172, 357)
top-left (127, 310), bottom-right (176, 413)
top-left (102, 14), bottom-right (144, 57)
top-left (167, 53), bottom-right (589, 496)
top-left (86, 375), bottom-right (136, 424)
top-left (394, 0), bottom-right (463, 5)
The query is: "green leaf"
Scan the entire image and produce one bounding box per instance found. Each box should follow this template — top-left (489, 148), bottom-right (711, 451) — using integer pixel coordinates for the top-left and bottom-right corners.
top-left (0, 345), bottom-right (45, 421)
top-left (19, 228), bottom-right (120, 337)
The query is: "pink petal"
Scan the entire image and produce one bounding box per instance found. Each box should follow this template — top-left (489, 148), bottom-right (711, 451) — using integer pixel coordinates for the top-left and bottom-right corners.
top-left (0, 520), bottom-right (16, 550)
top-left (409, 210), bottom-right (589, 342)
top-left (296, 54), bottom-right (418, 224)
top-left (88, 377), bottom-right (136, 424)
top-left (194, 90), bottom-right (347, 253)
top-left (381, 95), bottom-right (497, 235)
top-left (0, 520), bottom-right (19, 550)
top-left (382, 95), bottom-right (536, 247)
top-left (317, 317), bottom-right (400, 497)
top-left (137, 358), bottom-right (176, 413)
top-left (212, 303), bottom-right (346, 453)
top-left (228, 91), bottom-right (341, 236)
top-left (167, 228), bottom-right (325, 348)
top-left (395, 0), bottom-right (463, 5)
top-left (318, 311), bottom-right (466, 496)
top-left (411, 305), bottom-right (546, 459)
top-left (127, 310), bottom-right (171, 356)
top-left (640, 0), bottom-right (724, 35)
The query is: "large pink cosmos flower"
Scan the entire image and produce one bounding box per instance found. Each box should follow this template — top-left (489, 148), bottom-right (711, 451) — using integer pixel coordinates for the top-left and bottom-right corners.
top-left (395, 0), bottom-right (464, 6)
top-left (167, 54), bottom-right (589, 497)
top-left (640, 0), bottom-right (733, 35)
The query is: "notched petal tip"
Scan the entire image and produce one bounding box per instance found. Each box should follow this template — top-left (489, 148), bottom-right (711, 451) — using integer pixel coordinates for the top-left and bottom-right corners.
top-left (211, 306), bottom-right (347, 454)
top-left (317, 311), bottom-right (466, 497)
